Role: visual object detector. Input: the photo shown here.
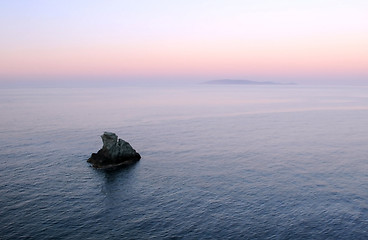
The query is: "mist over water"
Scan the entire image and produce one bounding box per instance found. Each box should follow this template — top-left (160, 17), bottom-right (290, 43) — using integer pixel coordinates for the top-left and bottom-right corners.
top-left (1, 84), bottom-right (368, 239)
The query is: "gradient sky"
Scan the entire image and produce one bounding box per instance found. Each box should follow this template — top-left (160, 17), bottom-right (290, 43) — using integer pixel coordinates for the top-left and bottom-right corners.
top-left (1, 0), bottom-right (368, 84)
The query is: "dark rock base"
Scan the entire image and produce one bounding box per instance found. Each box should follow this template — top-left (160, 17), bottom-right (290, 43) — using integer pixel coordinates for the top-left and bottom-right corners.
top-left (88, 150), bottom-right (141, 169)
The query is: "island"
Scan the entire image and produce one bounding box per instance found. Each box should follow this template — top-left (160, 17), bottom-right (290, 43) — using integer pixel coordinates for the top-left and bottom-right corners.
top-left (203, 79), bottom-right (291, 85)
top-left (87, 132), bottom-right (141, 169)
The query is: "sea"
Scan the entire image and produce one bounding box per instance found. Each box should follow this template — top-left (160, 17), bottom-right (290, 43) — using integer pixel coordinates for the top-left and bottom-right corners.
top-left (1, 83), bottom-right (368, 239)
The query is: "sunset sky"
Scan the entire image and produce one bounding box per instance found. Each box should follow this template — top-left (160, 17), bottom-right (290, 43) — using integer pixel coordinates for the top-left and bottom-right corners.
top-left (1, 0), bottom-right (368, 85)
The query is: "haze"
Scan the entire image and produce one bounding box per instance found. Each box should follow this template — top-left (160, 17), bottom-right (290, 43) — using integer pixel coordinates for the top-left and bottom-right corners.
top-left (1, 0), bottom-right (368, 86)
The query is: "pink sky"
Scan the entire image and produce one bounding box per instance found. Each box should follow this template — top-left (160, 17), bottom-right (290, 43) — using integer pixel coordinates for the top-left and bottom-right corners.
top-left (1, 1), bottom-right (367, 84)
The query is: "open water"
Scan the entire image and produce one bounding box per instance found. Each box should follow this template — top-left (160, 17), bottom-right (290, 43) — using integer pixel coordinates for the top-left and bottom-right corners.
top-left (1, 84), bottom-right (368, 239)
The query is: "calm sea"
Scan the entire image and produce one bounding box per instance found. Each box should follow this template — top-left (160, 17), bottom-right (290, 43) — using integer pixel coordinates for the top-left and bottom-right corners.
top-left (1, 84), bottom-right (368, 239)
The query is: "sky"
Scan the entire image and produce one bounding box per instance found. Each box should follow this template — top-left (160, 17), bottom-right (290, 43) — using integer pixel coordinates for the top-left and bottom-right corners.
top-left (0, 0), bottom-right (368, 85)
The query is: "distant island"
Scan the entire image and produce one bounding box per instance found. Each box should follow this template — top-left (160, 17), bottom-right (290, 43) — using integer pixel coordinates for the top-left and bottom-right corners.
top-left (204, 79), bottom-right (293, 85)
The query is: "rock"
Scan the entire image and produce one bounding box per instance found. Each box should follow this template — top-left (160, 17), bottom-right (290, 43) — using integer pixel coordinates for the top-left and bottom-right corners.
top-left (87, 132), bottom-right (141, 169)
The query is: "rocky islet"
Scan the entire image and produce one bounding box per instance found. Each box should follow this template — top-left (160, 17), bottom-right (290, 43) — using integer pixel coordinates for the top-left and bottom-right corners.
top-left (88, 132), bottom-right (141, 169)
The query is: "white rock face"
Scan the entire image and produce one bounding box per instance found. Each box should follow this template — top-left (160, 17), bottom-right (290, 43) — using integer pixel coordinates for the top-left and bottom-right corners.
top-left (88, 132), bottom-right (141, 169)
top-left (101, 132), bottom-right (118, 151)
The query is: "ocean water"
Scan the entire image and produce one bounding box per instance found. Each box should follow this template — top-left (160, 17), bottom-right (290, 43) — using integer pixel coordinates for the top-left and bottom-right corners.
top-left (1, 84), bottom-right (368, 239)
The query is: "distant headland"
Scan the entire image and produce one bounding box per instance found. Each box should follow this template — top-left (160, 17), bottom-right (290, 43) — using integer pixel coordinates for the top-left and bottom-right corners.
top-left (203, 79), bottom-right (294, 85)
